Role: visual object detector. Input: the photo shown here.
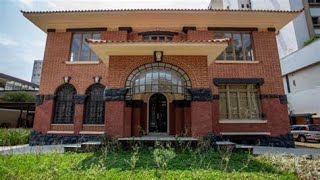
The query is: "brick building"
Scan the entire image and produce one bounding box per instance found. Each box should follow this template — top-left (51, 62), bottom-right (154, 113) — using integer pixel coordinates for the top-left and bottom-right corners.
top-left (22, 8), bottom-right (301, 147)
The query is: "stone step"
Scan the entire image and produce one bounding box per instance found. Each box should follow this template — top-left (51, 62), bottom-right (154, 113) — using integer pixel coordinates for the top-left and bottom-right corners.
top-left (80, 141), bottom-right (103, 151)
top-left (235, 144), bottom-right (254, 152)
top-left (64, 144), bottom-right (81, 152)
top-left (215, 141), bottom-right (236, 151)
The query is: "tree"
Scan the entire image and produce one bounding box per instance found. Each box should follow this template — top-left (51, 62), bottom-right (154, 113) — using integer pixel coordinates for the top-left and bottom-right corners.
top-left (0, 91), bottom-right (35, 102)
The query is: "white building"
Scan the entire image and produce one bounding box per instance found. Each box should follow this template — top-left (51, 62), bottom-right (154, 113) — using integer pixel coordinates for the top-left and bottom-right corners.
top-left (31, 60), bottom-right (43, 85)
top-left (209, 0), bottom-right (320, 124)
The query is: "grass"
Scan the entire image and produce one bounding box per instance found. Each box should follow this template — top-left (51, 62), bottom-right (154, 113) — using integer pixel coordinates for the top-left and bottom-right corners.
top-left (0, 148), bottom-right (298, 179)
top-left (0, 128), bottom-right (31, 146)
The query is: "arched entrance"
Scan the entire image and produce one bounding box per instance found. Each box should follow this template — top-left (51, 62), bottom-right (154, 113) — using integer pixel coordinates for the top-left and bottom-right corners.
top-left (149, 93), bottom-right (167, 133)
top-left (125, 62), bottom-right (192, 136)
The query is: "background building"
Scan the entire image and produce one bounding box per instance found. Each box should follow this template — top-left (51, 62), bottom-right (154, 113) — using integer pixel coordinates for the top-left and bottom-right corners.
top-left (31, 60), bottom-right (43, 85)
top-left (210, 0), bottom-right (320, 125)
top-left (0, 73), bottom-right (39, 91)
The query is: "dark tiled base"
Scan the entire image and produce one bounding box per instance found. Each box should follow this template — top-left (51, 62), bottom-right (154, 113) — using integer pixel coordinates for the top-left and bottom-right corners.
top-left (29, 131), bottom-right (105, 146)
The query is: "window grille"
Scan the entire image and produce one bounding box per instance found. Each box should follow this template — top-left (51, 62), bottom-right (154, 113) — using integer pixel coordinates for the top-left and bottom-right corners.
top-left (125, 63), bottom-right (192, 100)
top-left (53, 84), bottom-right (76, 124)
top-left (84, 83), bottom-right (105, 124)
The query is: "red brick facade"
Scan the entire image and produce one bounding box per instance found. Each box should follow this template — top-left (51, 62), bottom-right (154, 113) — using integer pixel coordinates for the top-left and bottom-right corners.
top-left (34, 28), bottom-right (291, 141)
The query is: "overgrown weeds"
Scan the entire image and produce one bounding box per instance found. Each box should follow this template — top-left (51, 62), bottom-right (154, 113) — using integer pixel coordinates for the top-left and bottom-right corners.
top-left (0, 128), bottom-right (31, 146)
top-left (0, 139), bottom-right (314, 179)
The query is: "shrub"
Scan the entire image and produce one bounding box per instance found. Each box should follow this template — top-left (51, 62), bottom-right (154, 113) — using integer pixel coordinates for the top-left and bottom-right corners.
top-left (153, 144), bottom-right (176, 170)
top-left (304, 36), bottom-right (320, 46)
top-left (0, 128), bottom-right (31, 146)
top-left (258, 154), bottom-right (320, 179)
top-left (0, 91), bottom-right (35, 102)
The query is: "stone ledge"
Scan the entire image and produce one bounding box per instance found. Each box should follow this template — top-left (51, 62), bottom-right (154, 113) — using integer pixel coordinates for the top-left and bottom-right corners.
top-left (215, 60), bottom-right (259, 64)
top-left (220, 132), bottom-right (271, 135)
top-left (79, 131), bottom-right (105, 135)
top-left (219, 120), bottom-right (268, 124)
top-left (47, 131), bottom-right (74, 134)
top-left (65, 61), bottom-right (100, 65)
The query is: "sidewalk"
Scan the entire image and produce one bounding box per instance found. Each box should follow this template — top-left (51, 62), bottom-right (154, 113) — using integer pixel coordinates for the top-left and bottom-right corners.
top-left (1, 144), bottom-right (319, 156)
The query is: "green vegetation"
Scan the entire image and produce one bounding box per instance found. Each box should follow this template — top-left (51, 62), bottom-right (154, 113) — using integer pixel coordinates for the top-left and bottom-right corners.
top-left (0, 91), bottom-right (35, 102)
top-left (304, 36), bottom-right (320, 46)
top-left (0, 128), bottom-right (31, 146)
top-left (0, 148), bottom-right (299, 179)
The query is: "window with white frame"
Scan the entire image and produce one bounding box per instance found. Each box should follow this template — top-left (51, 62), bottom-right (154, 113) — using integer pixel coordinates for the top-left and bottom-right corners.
top-left (219, 84), bottom-right (261, 120)
top-left (214, 32), bottom-right (254, 61)
top-left (70, 32), bottom-right (101, 61)
top-left (143, 35), bottom-right (173, 42)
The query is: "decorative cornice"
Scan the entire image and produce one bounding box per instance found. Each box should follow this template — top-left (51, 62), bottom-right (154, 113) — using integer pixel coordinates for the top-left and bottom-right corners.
top-left (212, 94), bottom-right (219, 100)
top-left (213, 78), bottom-right (264, 86)
top-left (173, 100), bottom-right (191, 107)
top-left (260, 94), bottom-right (279, 99)
top-left (182, 26), bottom-right (196, 33)
top-left (104, 88), bottom-right (128, 101)
top-left (260, 94), bottom-right (288, 105)
top-left (188, 88), bottom-right (213, 101)
top-left (267, 27), bottom-right (276, 32)
top-left (47, 29), bottom-right (56, 32)
top-left (66, 27), bottom-right (107, 32)
top-left (125, 100), bottom-right (144, 108)
top-left (44, 95), bottom-right (56, 100)
top-left (119, 27), bottom-right (133, 33)
top-left (279, 95), bottom-right (288, 104)
top-left (208, 27), bottom-right (258, 31)
top-left (138, 31), bottom-right (178, 36)
top-left (35, 95), bottom-right (44, 106)
top-left (74, 95), bottom-right (87, 104)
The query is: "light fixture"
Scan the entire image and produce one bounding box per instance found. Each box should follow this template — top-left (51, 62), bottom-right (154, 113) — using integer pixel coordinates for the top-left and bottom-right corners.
top-left (94, 76), bottom-right (101, 83)
top-left (63, 76), bottom-right (71, 83)
top-left (154, 51), bottom-right (163, 62)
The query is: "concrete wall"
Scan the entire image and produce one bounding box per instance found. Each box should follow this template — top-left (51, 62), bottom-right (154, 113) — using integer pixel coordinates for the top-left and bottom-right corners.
top-left (0, 108), bottom-right (33, 127)
top-left (285, 63), bottom-right (320, 117)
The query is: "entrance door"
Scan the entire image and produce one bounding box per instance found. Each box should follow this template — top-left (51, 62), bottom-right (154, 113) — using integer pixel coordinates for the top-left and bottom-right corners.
top-left (149, 93), bottom-right (167, 133)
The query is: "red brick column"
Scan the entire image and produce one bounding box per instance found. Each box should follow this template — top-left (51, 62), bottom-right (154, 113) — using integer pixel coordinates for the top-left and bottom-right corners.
top-left (169, 103), bottom-right (175, 135)
top-left (124, 106), bottom-right (132, 137)
top-left (191, 101), bottom-right (213, 137)
top-left (74, 104), bottom-right (84, 134)
top-left (260, 97), bottom-right (290, 136)
top-left (174, 106), bottom-right (184, 136)
top-left (211, 98), bottom-right (220, 135)
top-left (105, 101), bottom-right (125, 137)
top-left (34, 99), bottom-right (54, 133)
top-left (184, 106), bottom-right (191, 136)
top-left (132, 106), bottom-right (141, 137)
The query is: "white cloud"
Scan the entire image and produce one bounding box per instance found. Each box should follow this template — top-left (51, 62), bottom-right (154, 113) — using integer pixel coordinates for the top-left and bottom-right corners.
top-left (0, 33), bottom-right (18, 46)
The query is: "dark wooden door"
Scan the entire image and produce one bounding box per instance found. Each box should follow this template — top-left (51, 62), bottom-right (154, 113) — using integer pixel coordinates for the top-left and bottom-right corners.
top-left (149, 93), bottom-right (167, 133)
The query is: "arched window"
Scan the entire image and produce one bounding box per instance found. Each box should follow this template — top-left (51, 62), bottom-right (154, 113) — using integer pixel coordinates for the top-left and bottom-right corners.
top-left (53, 83), bottom-right (76, 124)
top-left (84, 83), bottom-right (105, 124)
top-left (126, 63), bottom-right (192, 99)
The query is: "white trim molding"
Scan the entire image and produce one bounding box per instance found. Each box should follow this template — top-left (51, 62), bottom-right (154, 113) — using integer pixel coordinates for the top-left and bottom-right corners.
top-left (65, 61), bottom-right (100, 65)
top-left (219, 120), bottom-right (268, 124)
top-left (215, 60), bottom-right (259, 64)
top-left (220, 132), bottom-right (271, 136)
top-left (82, 124), bottom-right (105, 127)
top-left (79, 131), bottom-right (105, 135)
top-left (47, 131), bottom-right (74, 134)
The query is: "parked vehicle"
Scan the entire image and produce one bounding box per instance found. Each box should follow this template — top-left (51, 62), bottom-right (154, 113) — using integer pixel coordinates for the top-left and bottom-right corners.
top-left (291, 125), bottom-right (320, 142)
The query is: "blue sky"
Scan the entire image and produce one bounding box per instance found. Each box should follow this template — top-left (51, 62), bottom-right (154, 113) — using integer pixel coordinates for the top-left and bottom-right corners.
top-left (0, 0), bottom-right (209, 82)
